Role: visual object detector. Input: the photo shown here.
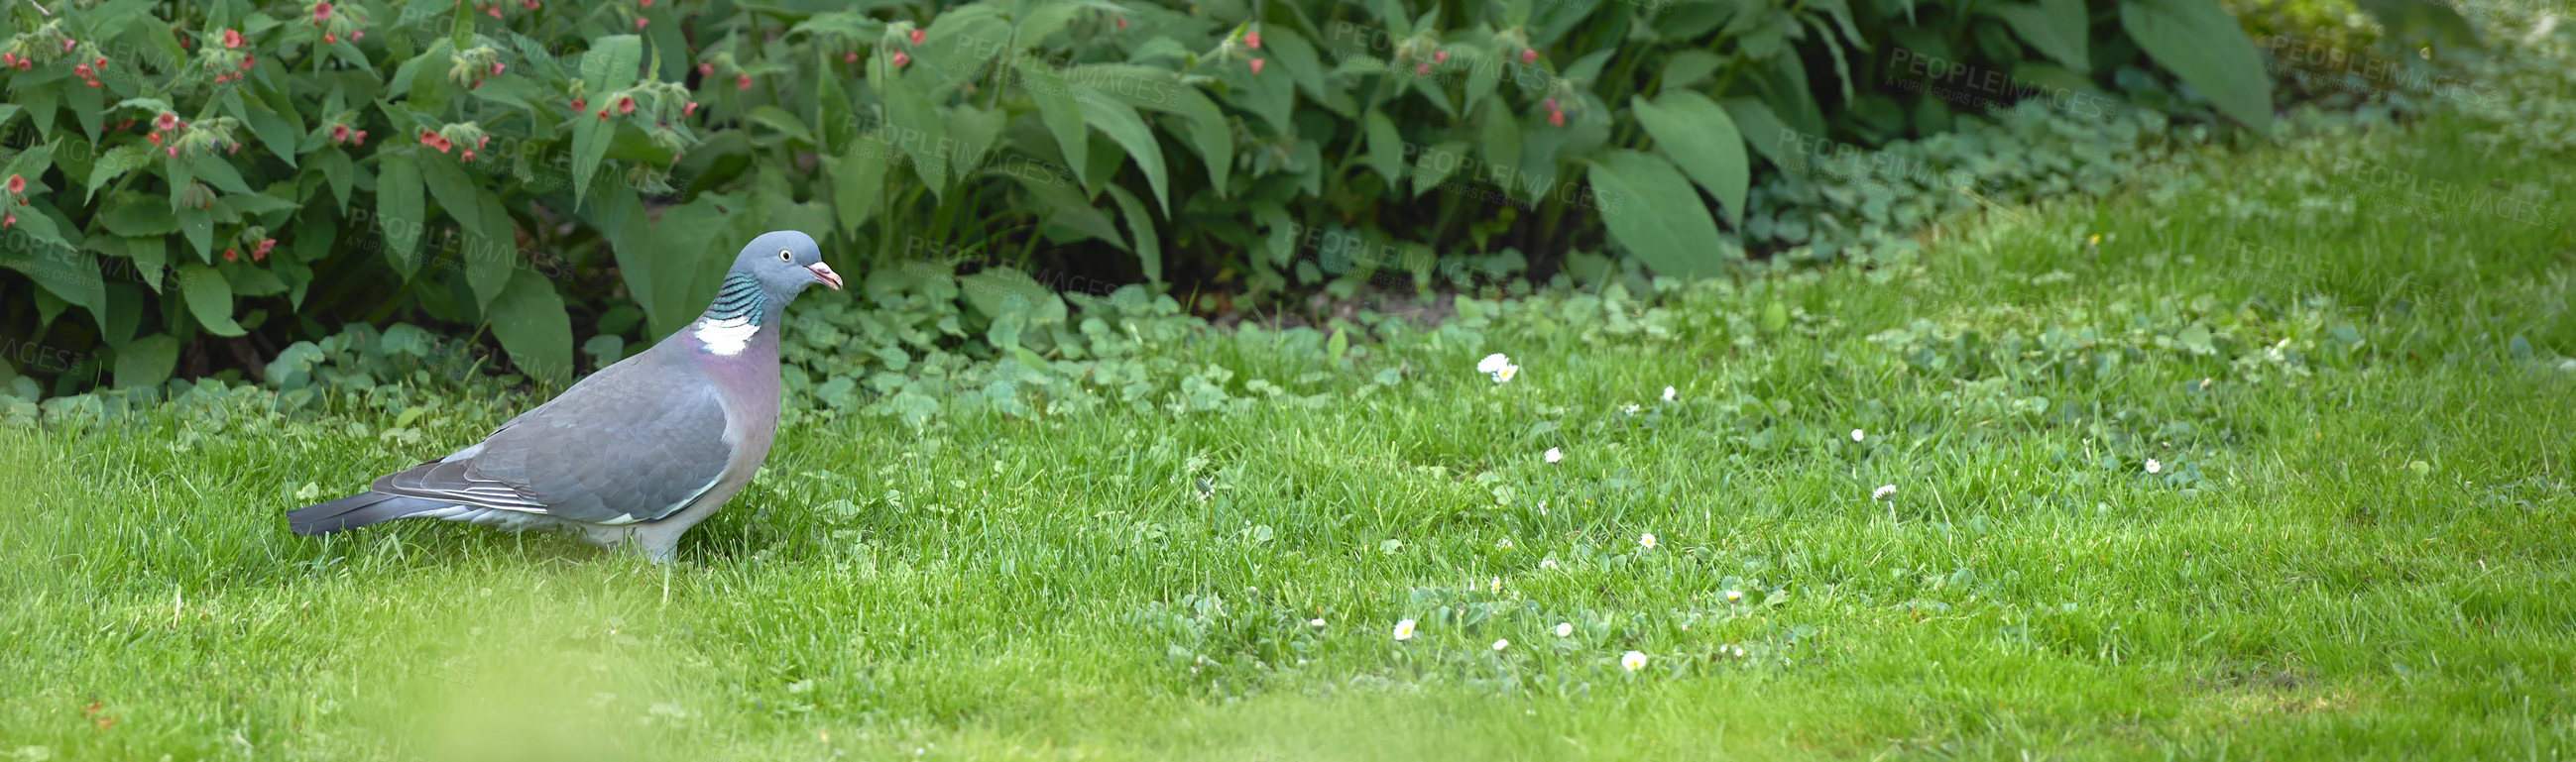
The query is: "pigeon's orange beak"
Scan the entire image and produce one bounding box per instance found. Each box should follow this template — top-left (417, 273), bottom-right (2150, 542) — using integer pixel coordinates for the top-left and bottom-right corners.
top-left (806, 262), bottom-right (844, 290)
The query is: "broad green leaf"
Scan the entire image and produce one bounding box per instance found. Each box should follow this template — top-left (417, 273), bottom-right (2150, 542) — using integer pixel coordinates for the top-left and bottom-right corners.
top-left (1009, 169), bottom-right (1122, 250)
top-left (1363, 110), bottom-right (1405, 185)
top-left (374, 156), bottom-right (427, 279)
top-left (1584, 151), bottom-right (1728, 278)
top-left (746, 105), bottom-right (818, 145)
top-left (1103, 184), bottom-right (1161, 284)
top-left (2119, 0), bottom-right (2273, 128)
top-left (1992, 0), bottom-right (2091, 73)
top-left (832, 137), bottom-right (889, 236)
top-left (1016, 56), bottom-right (1090, 187)
top-left (1660, 52), bottom-right (1727, 91)
top-left (84, 146), bottom-right (153, 203)
top-left (816, 70), bottom-right (859, 155)
top-left (1411, 141), bottom-right (1470, 198)
top-left (1073, 86), bottom-right (1168, 215)
top-left (113, 334), bottom-right (178, 390)
top-left (1633, 92), bottom-right (1749, 226)
top-left (487, 268), bottom-right (573, 386)
top-left (177, 263), bottom-right (246, 336)
top-left (1720, 97), bottom-right (1798, 169)
top-left (467, 191), bottom-right (518, 311)
top-left (878, 68), bottom-right (949, 191)
top-left (1062, 65), bottom-right (1229, 193)
top-left (958, 267), bottom-right (1067, 327)
top-left (1479, 99), bottom-right (1521, 197)
top-left (571, 35), bottom-right (644, 207)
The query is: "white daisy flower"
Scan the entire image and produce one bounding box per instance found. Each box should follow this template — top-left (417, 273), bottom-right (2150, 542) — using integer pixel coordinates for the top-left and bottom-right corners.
top-left (1489, 576), bottom-right (1503, 595)
top-left (1724, 589), bottom-right (1743, 602)
top-left (1491, 639), bottom-right (1510, 651)
top-left (1872, 485), bottom-right (1897, 500)
top-left (1638, 532), bottom-right (1657, 549)
top-left (1540, 559), bottom-right (1559, 570)
top-left (1496, 537), bottom-right (1514, 550)
top-left (1556, 622), bottom-right (1575, 637)
top-left (1309, 618), bottom-right (1327, 628)
top-left (1851, 429), bottom-right (1865, 442)
top-left (1477, 353), bottom-right (1519, 383)
top-left (1494, 364), bottom-right (1519, 382)
top-left (1392, 619), bottom-right (1416, 641)
top-left (1620, 650), bottom-right (1648, 672)
top-left (1622, 403), bottom-right (1640, 414)
top-left (1544, 447), bottom-right (1563, 464)
top-left (1663, 385), bottom-right (1678, 401)
top-left (2146, 459), bottom-right (2163, 474)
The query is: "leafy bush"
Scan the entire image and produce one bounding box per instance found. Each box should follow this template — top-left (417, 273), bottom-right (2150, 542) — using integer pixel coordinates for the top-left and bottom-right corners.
top-left (2, 0), bottom-right (2353, 395)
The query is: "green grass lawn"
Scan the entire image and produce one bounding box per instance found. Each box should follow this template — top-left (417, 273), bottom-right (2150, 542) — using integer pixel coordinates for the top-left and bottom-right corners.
top-left (5, 108), bottom-right (2572, 760)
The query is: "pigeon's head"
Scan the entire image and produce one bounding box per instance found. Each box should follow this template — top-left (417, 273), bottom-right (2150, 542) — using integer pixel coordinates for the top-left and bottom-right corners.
top-left (732, 230), bottom-right (841, 297)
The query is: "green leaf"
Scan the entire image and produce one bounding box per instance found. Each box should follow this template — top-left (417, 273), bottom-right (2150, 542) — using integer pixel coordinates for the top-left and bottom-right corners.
top-left (1660, 51), bottom-right (1727, 91)
top-left (1633, 92), bottom-right (1749, 227)
top-left (1411, 141), bottom-right (1470, 198)
top-left (1719, 97), bottom-right (1797, 170)
top-left (377, 155), bottom-right (426, 275)
top-left (878, 67), bottom-right (949, 191)
top-left (113, 334), bottom-right (179, 390)
top-left (487, 268), bottom-right (573, 386)
top-left (1992, 0), bottom-right (2091, 73)
top-left (958, 267), bottom-right (1068, 327)
top-left (177, 263), bottom-right (246, 336)
top-left (1584, 151), bottom-right (1728, 278)
top-left (1073, 86), bottom-right (1168, 215)
top-left (1479, 99), bottom-right (1522, 197)
top-left (467, 191), bottom-right (518, 311)
top-left (816, 70), bottom-right (859, 156)
top-left (1016, 56), bottom-right (1090, 187)
top-left (571, 35), bottom-right (644, 208)
top-left (1363, 110), bottom-right (1406, 186)
top-left (84, 146), bottom-right (153, 203)
top-left (745, 105), bottom-right (818, 146)
top-left (2119, 0), bottom-right (2273, 128)
top-left (1103, 183), bottom-right (1161, 284)
top-left (832, 136), bottom-right (889, 236)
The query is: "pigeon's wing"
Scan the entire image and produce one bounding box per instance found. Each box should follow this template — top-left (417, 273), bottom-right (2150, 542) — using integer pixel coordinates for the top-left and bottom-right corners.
top-left (371, 352), bottom-right (736, 525)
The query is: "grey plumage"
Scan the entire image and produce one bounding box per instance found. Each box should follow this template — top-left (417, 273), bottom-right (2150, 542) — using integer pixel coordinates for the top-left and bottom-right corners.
top-left (287, 230), bottom-right (843, 563)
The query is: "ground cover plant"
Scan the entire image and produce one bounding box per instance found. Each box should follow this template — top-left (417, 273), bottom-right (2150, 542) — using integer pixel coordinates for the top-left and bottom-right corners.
top-left (5, 73), bottom-right (2572, 758)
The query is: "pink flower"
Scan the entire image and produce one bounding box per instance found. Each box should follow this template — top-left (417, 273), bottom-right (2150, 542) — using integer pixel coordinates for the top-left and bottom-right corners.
top-left (491, 61), bottom-right (505, 75)
top-left (634, 16), bottom-right (647, 30)
top-left (569, 97), bottom-right (586, 112)
top-left (419, 130), bottom-right (439, 146)
top-left (1248, 57), bottom-right (1264, 74)
top-left (352, 30), bottom-right (363, 40)
top-left (166, 145), bottom-right (177, 158)
top-left (1244, 30), bottom-right (1260, 50)
top-left (323, 33), bottom-right (336, 44)
top-left (353, 130), bottom-right (367, 146)
top-left (223, 29), bottom-right (245, 49)
top-left (478, 136), bottom-right (490, 149)
top-left (641, 0), bottom-right (652, 6)
top-left (239, 54), bottom-right (255, 70)
top-left (1548, 108), bottom-right (1565, 127)
top-left (909, 28), bottom-right (925, 46)
top-left (843, 52), bottom-right (858, 63)
top-left (224, 248), bottom-right (239, 262)
top-left (315, 2), bottom-right (333, 20)
top-left (1521, 49), bottom-right (1538, 64)
top-left (597, 108), bottom-right (610, 120)
top-left (617, 96), bottom-right (635, 114)
top-left (62, 38), bottom-right (75, 54)
top-left (890, 51), bottom-right (909, 67)
top-left (1415, 62), bottom-right (1430, 75)
top-left (0, 54), bottom-right (15, 68)
top-left (682, 101), bottom-right (698, 116)
top-left (3, 175), bottom-right (20, 194)
top-left (461, 150), bottom-right (475, 162)
top-left (149, 132), bottom-right (163, 146)
top-left (1543, 97), bottom-right (1557, 112)
top-left (2, 214), bottom-right (13, 228)
top-left (524, 0), bottom-right (539, 9)
top-left (1433, 50), bottom-right (1448, 63)
top-left (331, 124), bottom-right (349, 142)
top-left (698, 61), bottom-right (714, 77)
top-left (1115, 17), bottom-right (1126, 30)
top-left (736, 73), bottom-right (752, 89)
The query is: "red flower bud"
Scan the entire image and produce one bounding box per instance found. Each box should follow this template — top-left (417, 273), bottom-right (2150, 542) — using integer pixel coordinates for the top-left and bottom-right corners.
top-left (94, 55), bottom-right (106, 68)
top-left (1543, 97), bottom-right (1557, 112)
top-left (1521, 49), bottom-right (1538, 65)
top-left (165, 145), bottom-right (176, 158)
top-left (420, 130), bottom-right (439, 146)
top-left (1115, 17), bottom-right (1126, 29)
top-left (909, 28), bottom-right (926, 47)
top-left (737, 73), bottom-right (753, 89)
top-left (492, 61), bottom-right (505, 75)
top-left (3, 175), bottom-right (20, 194)
top-left (844, 52), bottom-right (859, 63)
top-left (1, 214), bottom-right (12, 228)
top-left (354, 130), bottom-right (367, 146)
top-left (352, 30), bottom-right (364, 41)
top-left (75, 63), bottom-right (92, 77)
top-left (570, 98), bottom-right (586, 112)
top-left (332, 124), bottom-right (349, 142)
top-left (239, 54), bottom-right (255, 70)
top-left (479, 136), bottom-right (490, 149)
top-left (257, 239), bottom-right (277, 257)
top-left (683, 101), bottom-right (698, 116)
top-left (597, 108), bottom-right (610, 120)
top-left (315, 2), bottom-right (333, 20)
top-left (0, 54), bottom-right (14, 67)
top-left (462, 150), bottom-right (475, 162)
top-left (63, 39), bottom-right (75, 54)
top-left (1547, 108), bottom-right (1564, 127)
top-left (618, 96), bottom-right (636, 114)
top-left (1249, 57), bottom-right (1264, 74)
top-left (1245, 30), bottom-right (1260, 50)
top-left (223, 29), bottom-right (244, 49)
top-left (525, 0), bottom-right (539, 9)
top-left (225, 248), bottom-right (239, 262)
top-left (1415, 63), bottom-right (1430, 75)
top-left (83, 77), bottom-right (101, 88)
top-left (890, 51), bottom-right (909, 67)
top-left (634, 17), bottom-right (647, 30)
top-left (323, 33), bottom-right (337, 45)
top-left (1433, 50), bottom-right (1448, 63)
top-left (149, 132), bottom-right (163, 146)
top-left (698, 61), bottom-right (714, 77)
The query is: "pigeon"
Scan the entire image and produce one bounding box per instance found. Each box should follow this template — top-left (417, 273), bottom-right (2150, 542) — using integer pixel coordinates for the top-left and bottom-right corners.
top-left (287, 230), bottom-right (843, 563)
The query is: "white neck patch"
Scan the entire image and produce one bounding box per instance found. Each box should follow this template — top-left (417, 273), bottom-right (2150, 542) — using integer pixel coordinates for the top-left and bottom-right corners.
top-left (692, 315), bottom-right (760, 356)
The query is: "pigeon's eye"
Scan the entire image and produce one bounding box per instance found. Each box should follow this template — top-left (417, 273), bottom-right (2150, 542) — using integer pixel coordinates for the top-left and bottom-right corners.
top-left (778, 249), bottom-right (793, 262)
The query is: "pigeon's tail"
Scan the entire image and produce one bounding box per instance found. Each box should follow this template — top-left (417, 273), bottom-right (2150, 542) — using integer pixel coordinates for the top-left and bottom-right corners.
top-left (288, 492), bottom-right (452, 535)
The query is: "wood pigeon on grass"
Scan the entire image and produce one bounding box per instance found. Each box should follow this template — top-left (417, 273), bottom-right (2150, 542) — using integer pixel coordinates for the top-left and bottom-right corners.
top-left (287, 231), bottom-right (843, 563)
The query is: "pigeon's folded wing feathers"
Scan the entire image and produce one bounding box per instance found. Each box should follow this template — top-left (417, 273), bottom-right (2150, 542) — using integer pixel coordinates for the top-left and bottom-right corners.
top-left (369, 354), bottom-right (735, 525)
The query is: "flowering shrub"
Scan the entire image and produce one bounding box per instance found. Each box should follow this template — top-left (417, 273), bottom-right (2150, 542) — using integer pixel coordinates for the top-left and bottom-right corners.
top-left (0, 0), bottom-right (2382, 394)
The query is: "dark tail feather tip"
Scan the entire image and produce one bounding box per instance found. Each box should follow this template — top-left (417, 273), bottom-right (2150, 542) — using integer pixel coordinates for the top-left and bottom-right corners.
top-left (289, 492), bottom-right (445, 535)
